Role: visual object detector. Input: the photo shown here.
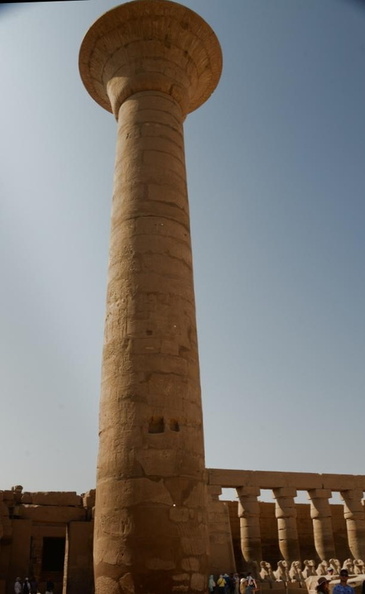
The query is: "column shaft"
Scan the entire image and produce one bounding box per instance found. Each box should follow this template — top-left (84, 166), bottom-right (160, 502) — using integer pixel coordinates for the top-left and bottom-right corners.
top-left (237, 487), bottom-right (262, 566)
top-left (273, 487), bottom-right (300, 563)
top-left (307, 489), bottom-right (335, 560)
top-left (95, 90), bottom-right (208, 594)
top-left (340, 489), bottom-right (365, 560)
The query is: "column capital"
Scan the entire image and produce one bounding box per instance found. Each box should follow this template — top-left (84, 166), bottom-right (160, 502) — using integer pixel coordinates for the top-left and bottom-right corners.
top-left (340, 489), bottom-right (364, 501)
top-left (273, 487), bottom-right (297, 499)
top-left (307, 489), bottom-right (332, 500)
top-left (79, 0), bottom-right (222, 118)
top-left (236, 486), bottom-right (261, 498)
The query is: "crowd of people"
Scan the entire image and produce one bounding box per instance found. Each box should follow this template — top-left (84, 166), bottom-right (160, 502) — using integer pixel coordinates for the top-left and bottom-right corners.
top-left (209, 572), bottom-right (258, 594)
top-left (209, 567), bottom-right (364, 594)
top-left (14, 578), bottom-right (54, 594)
top-left (13, 568), bottom-right (363, 594)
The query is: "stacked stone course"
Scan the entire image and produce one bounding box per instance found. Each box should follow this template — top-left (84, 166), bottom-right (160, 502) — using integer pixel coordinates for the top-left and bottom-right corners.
top-left (2, 473), bottom-right (365, 594)
top-left (2, 2), bottom-right (364, 594)
top-left (0, 486), bottom-right (95, 594)
top-left (79, 1), bottom-right (222, 593)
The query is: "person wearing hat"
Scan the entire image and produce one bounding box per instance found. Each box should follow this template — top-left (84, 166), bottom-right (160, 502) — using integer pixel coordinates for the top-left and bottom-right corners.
top-left (333, 570), bottom-right (353, 594)
top-left (316, 577), bottom-right (331, 594)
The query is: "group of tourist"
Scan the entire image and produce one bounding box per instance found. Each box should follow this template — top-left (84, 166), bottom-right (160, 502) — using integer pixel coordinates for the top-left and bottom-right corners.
top-left (209, 567), bottom-right (363, 594)
top-left (316, 568), bottom-right (355, 594)
top-left (209, 572), bottom-right (258, 593)
top-left (14, 578), bottom-right (54, 594)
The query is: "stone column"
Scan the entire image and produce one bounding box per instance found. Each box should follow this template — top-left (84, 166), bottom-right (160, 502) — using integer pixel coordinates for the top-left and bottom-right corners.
top-left (340, 489), bottom-right (365, 560)
top-left (272, 487), bottom-right (300, 563)
top-left (79, 2), bottom-right (222, 594)
top-left (307, 489), bottom-right (336, 560)
top-left (237, 486), bottom-right (262, 567)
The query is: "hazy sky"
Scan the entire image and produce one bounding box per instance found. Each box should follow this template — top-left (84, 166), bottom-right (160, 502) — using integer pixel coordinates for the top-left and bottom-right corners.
top-left (1, 0), bottom-right (364, 500)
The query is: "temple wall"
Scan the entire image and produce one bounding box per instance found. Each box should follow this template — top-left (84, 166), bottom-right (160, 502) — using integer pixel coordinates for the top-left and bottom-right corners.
top-left (0, 488), bottom-right (94, 594)
top-left (2, 471), bottom-right (365, 591)
top-left (259, 502), bottom-right (282, 566)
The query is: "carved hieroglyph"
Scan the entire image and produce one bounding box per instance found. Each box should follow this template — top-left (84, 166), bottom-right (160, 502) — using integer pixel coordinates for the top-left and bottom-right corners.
top-left (79, 2), bottom-right (222, 593)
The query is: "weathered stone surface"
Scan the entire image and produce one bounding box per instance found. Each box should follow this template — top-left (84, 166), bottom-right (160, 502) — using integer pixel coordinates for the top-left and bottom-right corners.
top-left (79, 1), bottom-right (222, 117)
top-left (79, 2), bottom-right (221, 592)
top-left (20, 492), bottom-right (32, 504)
top-left (17, 504), bottom-right (86, 523)
top-left (1, 490), bottom-right (15, 503)
top-left (24, 491), bottom-right (82, 506)
top-left (64, 522), bottom-right (94, 594)
top-left (82, 489), bottom-right (96, 509)
top-left (273, 488), bottom-right (300, 563)
top-left (95, 576), bottom-right (120, 594)
top-left (1, 473), bottom-right (365, 589)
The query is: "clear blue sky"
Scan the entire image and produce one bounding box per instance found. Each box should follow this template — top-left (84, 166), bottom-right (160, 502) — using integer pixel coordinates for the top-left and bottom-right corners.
top-left (1, 0), bottom-right (364, 498)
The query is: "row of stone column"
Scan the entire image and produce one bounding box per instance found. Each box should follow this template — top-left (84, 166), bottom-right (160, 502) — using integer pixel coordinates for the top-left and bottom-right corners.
top-left (237, 486), bottom-right (365, 563)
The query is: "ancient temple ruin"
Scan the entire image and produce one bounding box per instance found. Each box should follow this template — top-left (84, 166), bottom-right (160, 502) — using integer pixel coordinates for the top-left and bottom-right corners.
top-left (2, 471), bottom-right (365, 594)
top-left (1, 1), bottom-right (364, 594)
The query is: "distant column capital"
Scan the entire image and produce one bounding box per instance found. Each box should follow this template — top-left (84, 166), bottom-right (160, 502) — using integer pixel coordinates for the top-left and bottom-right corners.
top-left (340, 489), bottom-right (364, 502)
top-left (273, 487), bottom-right (297, 499)
top-left (307, 489), bottom-right (332, 500)
top-left (237, 486), bottom-right (261, 499)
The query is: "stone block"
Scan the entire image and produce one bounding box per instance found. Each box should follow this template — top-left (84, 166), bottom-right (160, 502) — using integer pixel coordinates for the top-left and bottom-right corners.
top-left (273, 487), bottom-right (297, 498)
top-left (1, 491), bottom-right (14, 503)
top-left (322, 474), bottom-right (358, 491)
top-left (181, 558), bottom-right (199, 572)
top-left (21, 492), bottom-right (33, 504)
top-left (190, 573), bottom-right (205, 591)
top-left (83, 490), bottom-right (95, 509)
top-left (207, 485), bottom-right (222, 499)
top-left (307, 489), bottom-right (332, 500)
top-left (18, 505), bottom-right (86, 523)
top-left (30, 491), bottom-right (82, 506)
top-left (237, 486), bottom-right (261, 498)
top-left (169, 505), bottom-right (190, 523)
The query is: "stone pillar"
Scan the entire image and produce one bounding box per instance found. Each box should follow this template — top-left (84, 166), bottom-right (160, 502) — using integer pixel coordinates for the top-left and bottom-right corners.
top-left (237, 487), bottom-right (262, 567)
top-left (340, 489), bottom-right (365, 560)
top-left (272, 487), bottom-right (300, 563)
top-left (307, 489), bottom-right (336, 560)
top-left (79, 2), bottom-right (222, 594)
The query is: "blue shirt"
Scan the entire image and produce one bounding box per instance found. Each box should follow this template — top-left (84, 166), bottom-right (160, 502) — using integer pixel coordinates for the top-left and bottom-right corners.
top-left (333, 584), bottom-right (354, 594)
